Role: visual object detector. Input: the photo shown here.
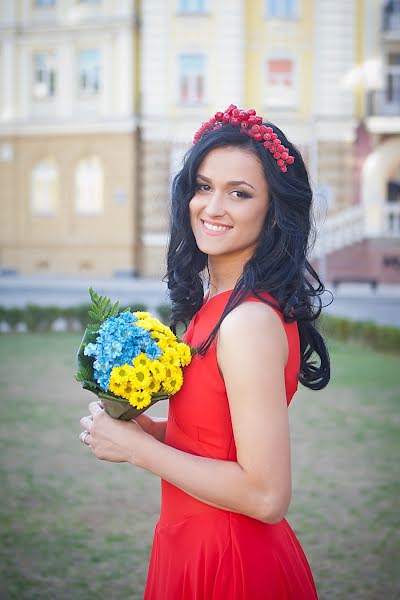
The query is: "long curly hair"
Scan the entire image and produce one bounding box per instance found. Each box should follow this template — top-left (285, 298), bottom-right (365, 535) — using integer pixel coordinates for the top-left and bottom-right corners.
top-left (164, 124), bottom-right (331, 390)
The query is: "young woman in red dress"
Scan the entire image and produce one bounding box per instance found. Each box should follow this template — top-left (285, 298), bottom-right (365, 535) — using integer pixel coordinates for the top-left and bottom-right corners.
top-left (79, 105), bottom-right (330, 599)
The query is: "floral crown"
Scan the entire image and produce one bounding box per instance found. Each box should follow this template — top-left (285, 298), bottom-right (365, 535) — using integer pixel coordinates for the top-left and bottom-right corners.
top-left (193, 104), bottom-right (295, 173)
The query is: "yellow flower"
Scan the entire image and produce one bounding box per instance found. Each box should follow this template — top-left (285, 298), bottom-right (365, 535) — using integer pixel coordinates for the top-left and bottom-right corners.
top-left (162, 366), bottom-right (183, 395)
top-left (128, 389), bottom-right (152, 409)
top-left (120, 380), bottom-right (136, 400)
top-left (173, 342), bottom-right (192, 367)
top-left (149, 359), bottom-right (166, 382)
top-left (110, 364), bottom-right (133, 384)
top-left (133, 311), bottom-right (151, 320)
top-left (160, 347), bottom-right (181, 368)
top-left (109, 378), bottom-right (124, 397)
top-left (148, 378), bottom-right (161, 394)
top-left (132, 352), bottom-right (152, 369)
top-left (129, 365), bottom-right (152, 391)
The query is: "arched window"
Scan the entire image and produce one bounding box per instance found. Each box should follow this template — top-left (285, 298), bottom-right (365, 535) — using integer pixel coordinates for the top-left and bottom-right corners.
top-left (31, 158), bottom-right (59, 215)
top-left (75, 156), bottom-right (103, 215)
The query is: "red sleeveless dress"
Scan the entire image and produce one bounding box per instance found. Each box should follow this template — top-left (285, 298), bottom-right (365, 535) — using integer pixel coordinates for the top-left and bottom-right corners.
top-left (144, 289), bottom-right (318, 599)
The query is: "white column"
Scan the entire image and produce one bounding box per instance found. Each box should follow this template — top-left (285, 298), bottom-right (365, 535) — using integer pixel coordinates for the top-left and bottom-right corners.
top-left (214, 0), bottom-right (245, 108)
top-left (114, 29), bottom-right (133, 117)
top-left (100, 35), bottom-right (113, 116)
top-left (58, 40), bottom-right (74, 118)
top-left (1, 36), bottom-right (16, 120)
top-left (141, 0), bottom-right (169, 118)
top-left (18, 44), bottom-right (30, 121)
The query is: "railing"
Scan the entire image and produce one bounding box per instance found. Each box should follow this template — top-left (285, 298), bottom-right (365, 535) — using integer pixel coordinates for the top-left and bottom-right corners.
top-left (366, 89), bottom-right (400, 117)
top-left (311, 206), bottom-right (365, 258)
top-left (384, 203), bottom-right (400, 236)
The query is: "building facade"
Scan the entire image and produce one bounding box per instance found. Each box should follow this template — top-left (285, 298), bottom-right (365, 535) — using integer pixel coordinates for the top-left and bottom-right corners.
top-left (1, 0), bottom-right (399, 282)
top-left (0, 0), bottom-right (139, 277)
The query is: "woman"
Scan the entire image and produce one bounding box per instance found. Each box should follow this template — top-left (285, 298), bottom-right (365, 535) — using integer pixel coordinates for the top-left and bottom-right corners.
top-left (79, 105), bottom-right (330, 599)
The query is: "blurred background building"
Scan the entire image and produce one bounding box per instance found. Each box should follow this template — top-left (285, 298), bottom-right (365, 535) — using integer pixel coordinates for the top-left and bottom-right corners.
top-left (0, 0), bottom-right (399, 283)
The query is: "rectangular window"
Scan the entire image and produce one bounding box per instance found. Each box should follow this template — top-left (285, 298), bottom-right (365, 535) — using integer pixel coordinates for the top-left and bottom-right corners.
top-left (33, 52), bottom-right (56, 99)
top-left (178, 0), bottom-right (206, 13)
top-left (178, 54), bottom-right (206, 105)
top-left (35, 0), bottom-right (56, 6)
top-left (265, 58), bottom-right (297, 108)
top-left (78, 49), bottom-right (101, 96)
top-left (266, 0), bottom-right (297, 18)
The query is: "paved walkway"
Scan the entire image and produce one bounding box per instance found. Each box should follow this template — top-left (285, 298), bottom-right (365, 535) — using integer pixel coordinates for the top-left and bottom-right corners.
top-left (0, 276), bottom-right (399, 327)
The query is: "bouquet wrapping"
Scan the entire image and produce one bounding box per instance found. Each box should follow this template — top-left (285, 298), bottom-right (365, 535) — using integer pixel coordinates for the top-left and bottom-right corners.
top-left (75, 288), bottom-right (194, 420)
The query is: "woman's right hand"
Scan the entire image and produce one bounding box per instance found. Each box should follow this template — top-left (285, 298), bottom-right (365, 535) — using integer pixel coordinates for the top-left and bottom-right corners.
top-left (134, 413), bottom-right (167, 443)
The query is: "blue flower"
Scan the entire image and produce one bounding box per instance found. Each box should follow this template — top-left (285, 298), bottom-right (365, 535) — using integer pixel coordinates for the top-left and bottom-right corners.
top-left (84, 311), bottom-right (160, 391)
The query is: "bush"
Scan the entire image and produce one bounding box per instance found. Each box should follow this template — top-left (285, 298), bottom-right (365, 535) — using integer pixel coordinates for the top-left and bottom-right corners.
top-left (156, 303), bottom-right (171, 325)
top-left (319, 314), bottom-right (400, 354)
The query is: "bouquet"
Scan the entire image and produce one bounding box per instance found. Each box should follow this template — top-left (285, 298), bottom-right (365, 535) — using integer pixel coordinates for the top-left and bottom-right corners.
top-left (75, 288), bottom-right (194, 420)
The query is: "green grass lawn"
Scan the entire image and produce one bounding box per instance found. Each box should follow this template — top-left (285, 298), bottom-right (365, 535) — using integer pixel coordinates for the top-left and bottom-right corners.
top-left (0, 333), bottom-right (399, 600)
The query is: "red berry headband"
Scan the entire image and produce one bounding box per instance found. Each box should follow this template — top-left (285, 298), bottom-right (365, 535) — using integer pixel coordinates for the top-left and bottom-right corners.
top-left (193, 104), bottom-right (295, 173)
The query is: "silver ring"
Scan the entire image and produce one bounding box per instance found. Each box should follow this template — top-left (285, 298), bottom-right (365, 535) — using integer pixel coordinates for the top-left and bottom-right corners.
top-left (81, 430), bottom-right (91, 445)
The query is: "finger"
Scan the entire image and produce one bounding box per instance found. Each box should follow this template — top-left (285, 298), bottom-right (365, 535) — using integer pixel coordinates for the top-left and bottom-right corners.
top-left (80, 416), bottom-right (93, 431)
top-left (79, 430), bottom-right (92, 446)
top-left (89, 401), bottom-right (104, 416)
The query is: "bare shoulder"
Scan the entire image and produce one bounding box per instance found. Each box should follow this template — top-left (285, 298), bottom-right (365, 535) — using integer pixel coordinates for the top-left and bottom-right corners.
top-left (218, 299), bottom-right (289, 366)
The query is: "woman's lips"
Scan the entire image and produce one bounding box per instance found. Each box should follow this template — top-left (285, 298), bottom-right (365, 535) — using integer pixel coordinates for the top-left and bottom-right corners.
top-left (200, 219), bottom-right (233, 236)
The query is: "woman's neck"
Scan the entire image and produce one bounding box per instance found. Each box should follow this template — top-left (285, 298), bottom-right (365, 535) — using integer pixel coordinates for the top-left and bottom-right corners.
top-left (207, 254), bottom-right (248, 298)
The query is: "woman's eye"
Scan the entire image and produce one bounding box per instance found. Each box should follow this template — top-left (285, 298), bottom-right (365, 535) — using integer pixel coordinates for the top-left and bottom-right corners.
top-left (233, 190), bottom-right (250, 199)
top-left (195, 183), bottom-right (210, 192)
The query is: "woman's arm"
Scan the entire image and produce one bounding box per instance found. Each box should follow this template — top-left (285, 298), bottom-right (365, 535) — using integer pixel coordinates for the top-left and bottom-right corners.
top-left (134, 414), bottom-right (168, 443)
top-left (133, 301), bottom-right (292, 524)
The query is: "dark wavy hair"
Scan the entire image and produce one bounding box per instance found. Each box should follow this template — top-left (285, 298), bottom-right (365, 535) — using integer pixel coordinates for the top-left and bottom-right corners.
top-left (164, 123), bottom-right (331, 390)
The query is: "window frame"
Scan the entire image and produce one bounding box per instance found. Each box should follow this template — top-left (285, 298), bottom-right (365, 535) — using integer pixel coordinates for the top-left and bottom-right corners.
top-left (177, 52), bottom-right (207, 106)
top-left (265, 0), bottom-right (299, 19)
top-left (77, 48), bottom-right (102, 98)
top-left (264, 53), bottom-right (299, 110)
top-left (32, 50), bottom-right (57, 101)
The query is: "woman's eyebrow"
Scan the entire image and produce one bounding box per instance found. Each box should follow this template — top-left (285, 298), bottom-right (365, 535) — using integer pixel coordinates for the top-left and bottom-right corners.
top-left (196, 174), bottom-right (255, 191)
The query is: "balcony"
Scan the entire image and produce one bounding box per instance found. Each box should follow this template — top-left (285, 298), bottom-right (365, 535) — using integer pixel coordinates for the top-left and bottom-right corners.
top-left (366, 89), bottom-right (400, 116)
top-left (384, 204), bottom-right (400, 237)
top-left (382, 4), bottom-right (400, 38)
top-left (365, 88), bottom-right (400, 133)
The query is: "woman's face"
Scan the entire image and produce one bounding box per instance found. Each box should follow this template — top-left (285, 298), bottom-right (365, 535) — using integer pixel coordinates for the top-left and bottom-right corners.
top-left (189, 146), bottom-right (270, 260)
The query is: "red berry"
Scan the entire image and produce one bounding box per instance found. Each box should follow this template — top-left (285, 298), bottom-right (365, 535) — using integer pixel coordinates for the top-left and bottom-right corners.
top-left (271, 133), bottom-right (277, 140)
top-left (263, 141), bottom-right (272, 149)
top-left (286, 156), bottom-right (295, 164)
top-left (281, 166), bottom-right (287, 172)
top-left (251, 124), bottom-right (260, 132)
top-left (232, 108), bottom-right (240, 117)
top-left (223, 113), bottom-right (230, 122)
top-left (254, 133), bottom-right (263, 141)
top-left (260, 125), bottom-right (267, 133)
top-left (263, 133), bottom-right (271, 140)
top-left (274, 152), bottom-right (281, 159)
top-left (248, 115), bottom-right (257, 124)
top-left (241, 121), bottom-right (249, 128)
top-left (215, 111), bottom-right (224, 120)
top-left (247, 108), bottom-right (256, 116)
top-left (277, 159), bottom-right (284, 166)
top-left (281, 152), bottom-right (288, 160)
top-left (278, 144), bottom-right (285, 152)
top-left (266, 127), bottom-right (273, 134)
top-left (255, 116), bottom-right (263, 125)
top-left (230, 117), bottom-right (239, 126)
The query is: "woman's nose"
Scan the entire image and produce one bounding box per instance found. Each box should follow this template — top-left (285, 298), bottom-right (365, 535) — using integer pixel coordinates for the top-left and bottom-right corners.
top-left (204, 192), bottom-right (225, 217)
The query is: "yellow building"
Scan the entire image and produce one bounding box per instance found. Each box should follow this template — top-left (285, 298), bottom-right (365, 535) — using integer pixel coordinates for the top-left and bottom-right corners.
top-left (0, 0), bottom-right (139, 277)
top-left (1, 0), bottom-right (399, 282)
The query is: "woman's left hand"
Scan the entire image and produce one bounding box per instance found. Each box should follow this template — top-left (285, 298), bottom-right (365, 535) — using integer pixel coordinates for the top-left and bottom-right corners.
top-left (79, 401), bottom-right (151, 466)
